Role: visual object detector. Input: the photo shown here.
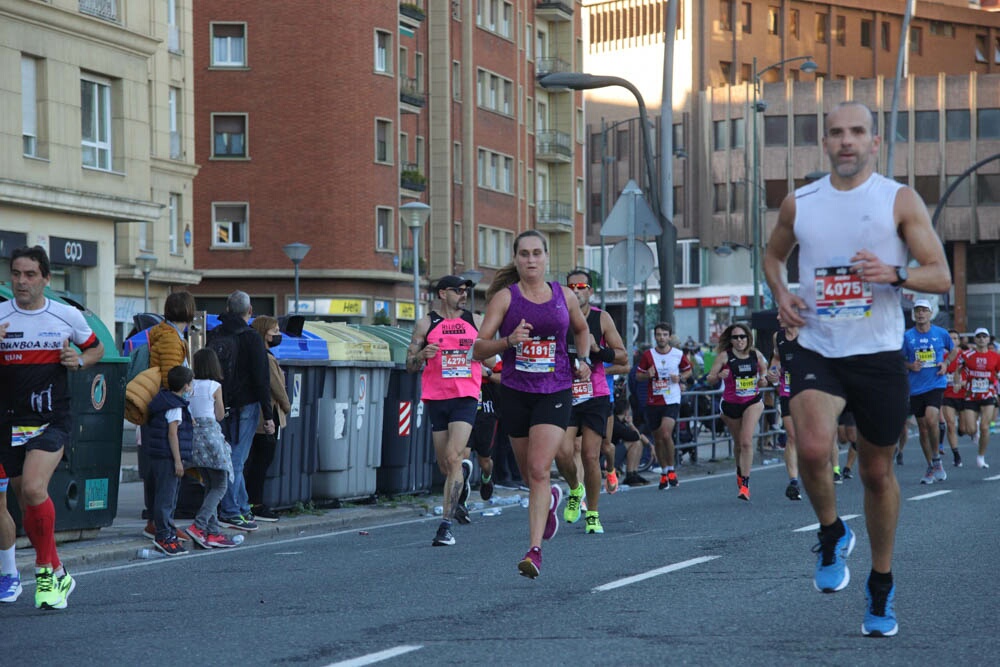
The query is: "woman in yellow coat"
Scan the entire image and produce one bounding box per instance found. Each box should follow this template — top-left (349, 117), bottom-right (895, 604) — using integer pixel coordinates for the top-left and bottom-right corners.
top-left (245, 316), bottom-right (291, 521)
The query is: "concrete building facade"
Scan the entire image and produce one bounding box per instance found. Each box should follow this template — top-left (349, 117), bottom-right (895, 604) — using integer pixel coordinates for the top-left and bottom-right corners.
top-left (581, 0), bottom-right (1000, 342)
top-left (0, 0), bottom-right (200, 342)
top-left (191, 1), bottom-right (584, 321)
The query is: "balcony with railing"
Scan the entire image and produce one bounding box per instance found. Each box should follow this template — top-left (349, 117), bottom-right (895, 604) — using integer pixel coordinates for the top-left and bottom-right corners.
top-left (79, 0), bottom-right (118, 22)
top-left (535, 57), bottom-right (572, 79)
top-left (400, 163), bottom-right (426, 192)
top-left (535, 1), bottom-right (573, 21)
top-left (400, 76), bottom-right (426, 112)
top-left (400, 1), bottom-right (426, 26)
top-left (536, 200), bottom-right (573, 233)
top-left (535, 130), bottom-right (572, 163)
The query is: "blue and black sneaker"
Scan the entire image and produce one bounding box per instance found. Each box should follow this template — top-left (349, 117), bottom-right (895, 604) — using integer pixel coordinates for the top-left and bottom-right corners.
top-left (812, 522), bottom-right (855, 593)
top-left (862, 580), bottom-right (898, 637)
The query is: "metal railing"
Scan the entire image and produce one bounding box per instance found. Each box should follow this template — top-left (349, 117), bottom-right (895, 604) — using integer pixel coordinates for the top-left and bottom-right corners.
top-left (399, 76), bottom-right (426, 106)
top-left (535, 129), bottom-right (572, 157)
top-left (535, 57), bottom-right (572, 78)
top-left (79, 0), bottom-right (118, 22)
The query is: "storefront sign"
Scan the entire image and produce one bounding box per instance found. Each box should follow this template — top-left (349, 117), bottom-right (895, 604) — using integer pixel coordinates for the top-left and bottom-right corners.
top-left (396, 301), bottom-right (415, 321)
top-left (701, 295), bottom-right (747, 307)
top-left (50, 236), bottom-right (98, 267)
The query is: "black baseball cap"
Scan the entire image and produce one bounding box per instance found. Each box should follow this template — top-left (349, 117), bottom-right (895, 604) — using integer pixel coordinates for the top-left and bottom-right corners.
top-left (435, 275), bottom-right (475, 292)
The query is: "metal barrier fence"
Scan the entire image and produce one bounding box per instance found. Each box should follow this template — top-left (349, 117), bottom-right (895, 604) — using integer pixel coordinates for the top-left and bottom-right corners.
top-left (669, 386), bottom-right (784, 464)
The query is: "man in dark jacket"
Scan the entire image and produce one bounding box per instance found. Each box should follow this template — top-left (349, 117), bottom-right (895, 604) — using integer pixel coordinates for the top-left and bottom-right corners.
top-left (209, 291), bottom-right (273, 531)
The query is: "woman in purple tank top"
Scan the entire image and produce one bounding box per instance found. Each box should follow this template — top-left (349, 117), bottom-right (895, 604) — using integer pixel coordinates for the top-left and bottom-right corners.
top-left (473, 230), bottom-right (592, 579)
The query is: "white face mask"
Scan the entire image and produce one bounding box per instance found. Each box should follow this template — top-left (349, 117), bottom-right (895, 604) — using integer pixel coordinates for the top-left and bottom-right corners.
top-left (182, 389), bottom-right (193, 401)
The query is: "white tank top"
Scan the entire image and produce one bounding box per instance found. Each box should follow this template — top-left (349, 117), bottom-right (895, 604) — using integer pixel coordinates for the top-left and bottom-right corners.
top-left (794, 172), bottom-right (906, 358)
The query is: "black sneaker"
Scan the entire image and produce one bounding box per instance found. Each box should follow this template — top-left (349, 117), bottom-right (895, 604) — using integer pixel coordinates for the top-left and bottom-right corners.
top-left (953, 450), bottom-right (963, 467)
top-left (252, 505), bottom-right (279, 522)
top-left (432, 523), bottom-right (455, 546)
top-left (458, 459), bottom-right (472, 507)
top-left (842, 467), bottom-right (853, 480)
top-left (624, 472), bottom-right (648, 486)
top-left (454, 503), bottom-right (472, 524)
top-left (479, 475), bottom-right (494, 501)
top-left (785, 481), bottom-right (802, 501)
top-left (219, 515), bottom-right (258, 532)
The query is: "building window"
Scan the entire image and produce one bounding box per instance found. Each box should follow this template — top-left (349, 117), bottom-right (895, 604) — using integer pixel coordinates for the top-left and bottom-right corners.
top-left (740, 63), bottom-right (752, 83)
top-left (415, 136), bottom-right (424, 171)
top-left (212, 114), bottom-right (247, 158)
top-left (169, 193), bottom-right (181, 255)
top-left (789, 9), bottom-right (799, 39)
top-left (525, 23), bottom-right (532, 59)
top-left (861, 20), bottom-right (872, 48)
top-left (21, 56), bottom-right (38, 157)
top-left (909, 27), bottom-right (921, 55)
top-left (815, 13), bottom-right (827, 43)
top-left (946, 110), bottom-right (970, 141)
top-left (881, 22), bottom-right (890, 51)
top-left (764, 116), bottom-right (788, 146)
top-left (674, 123), bottom-right (685, 152)
top-left (501, 1), bottom-right (513, 38)
top-left (835, 16), bottom-right (846, 46)
top-left (168, 86), bottom-right (181, 159)
top-left (375, 30), bottom-right (392, 73)
top-left (914, 111), bottom-right (939, 142)
top-left (742, 2), bottom-right (752, 33)
top-left (212, 203), bottom-right (248, 248)
top-left (527, 168), bottom-right (534, 204)
top-left (375, 119), bottom-right (392, 163)
top-left (720, 61), bottom-right (732, 84)
top-left (945, 176), bottom-right (972, 206)
top-left (731, 118), bottom-right (745, 148)
top-left (536, 28), bottom-right (547, 58)
top-left (978, 174), bottom-right (1000, 206)
top-left (794, 115), bottom-right (818, 146)
top-left (767, 6), bottom-right (779, 35)
top-left (713, 184), bottom-right (729, 212)
top-left (477, 148), bottom-right (514, 194)
top-left (167, 0), bottom-right (180, 53)
top-left (476, 68), bottom-right (514, 115)
top-left (719, 0), bottom-right (733, 31)
top-left (929, 21), bottom-right (954, 38)
top-left (676, 239), bottom-right (701, 287)
top-left (452, 61), bottom-right (461, 100)
top-left (913, 176), bottom-right (939, 205)
top-left (138, 218), bottom-right (150, 251)
top-left (975, 35), bottom-right (987, 63)
top-left (979, 109), bottom-right (1000, 139)
top-left (376, 207), bottom-right (392, 250)
top-left (713, 120), bottom-right (728, 150)
top-left (577, 178), bottom-right (585, 213)
top-left (211, 23), bottom-right (246, 67)
top-left (764, 179), bottom-right (789, 209)
top-left (81, 75), bottom-right (112, 170)
top-left (453, 141), bottom-right (462, 183)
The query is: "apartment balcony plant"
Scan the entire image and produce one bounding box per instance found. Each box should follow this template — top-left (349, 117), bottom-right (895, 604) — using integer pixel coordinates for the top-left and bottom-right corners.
top-left (400, 165), bottom-right (426, 192)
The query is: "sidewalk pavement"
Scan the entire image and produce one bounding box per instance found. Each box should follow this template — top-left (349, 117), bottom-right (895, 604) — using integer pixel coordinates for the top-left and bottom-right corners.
top-left (14, 438), bottom-right (745, 572)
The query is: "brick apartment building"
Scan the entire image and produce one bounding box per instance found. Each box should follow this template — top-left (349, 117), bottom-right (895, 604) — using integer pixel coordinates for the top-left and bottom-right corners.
top-left (191, 1), bottom-right (584, 321)
top-left (580, 0), bottom-right (1000, 341)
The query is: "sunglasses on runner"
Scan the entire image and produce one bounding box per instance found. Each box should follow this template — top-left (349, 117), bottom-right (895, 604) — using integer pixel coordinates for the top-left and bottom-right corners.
top-left (731, 334), bottom-right (748, 340)
top-left (446, 287), bottom-right (469, 295)
top-left (567, 283), bottom-right (591, 290)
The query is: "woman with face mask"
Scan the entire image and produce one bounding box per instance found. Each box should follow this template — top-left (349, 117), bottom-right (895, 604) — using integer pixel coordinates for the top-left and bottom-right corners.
top-left (245, 316), bottom-right (291, 521)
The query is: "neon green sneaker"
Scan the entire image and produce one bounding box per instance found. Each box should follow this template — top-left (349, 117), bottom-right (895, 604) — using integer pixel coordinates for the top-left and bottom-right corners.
top-left (563, 484), bottom-right (584, 524)
top-left (585, 511), bottom-right (604, 534)
top-left (35, 568), bottom-right (74, 610)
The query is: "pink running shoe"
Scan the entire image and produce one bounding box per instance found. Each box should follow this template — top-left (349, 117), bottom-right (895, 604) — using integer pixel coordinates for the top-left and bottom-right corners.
top-left (543, 485), bottom-right (562, 540)
top-left (518, 547), bottom-right (542, 578)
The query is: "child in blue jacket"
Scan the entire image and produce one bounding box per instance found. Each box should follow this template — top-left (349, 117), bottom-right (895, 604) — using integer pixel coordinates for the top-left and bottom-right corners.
top-left (145, 365), bottom-right (194, 556)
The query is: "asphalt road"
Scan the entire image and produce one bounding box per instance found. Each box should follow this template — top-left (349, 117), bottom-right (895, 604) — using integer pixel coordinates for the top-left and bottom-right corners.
top-left (3, 450), bottom-right (999, 666)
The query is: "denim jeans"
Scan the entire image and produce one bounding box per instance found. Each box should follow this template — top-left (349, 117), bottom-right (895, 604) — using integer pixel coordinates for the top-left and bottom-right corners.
top-left (149, 457), bottom-right (180, 541)
top-left (194, 468), bottom-right (228, 534)
top-left (219, 403), bottom-right (260, 518)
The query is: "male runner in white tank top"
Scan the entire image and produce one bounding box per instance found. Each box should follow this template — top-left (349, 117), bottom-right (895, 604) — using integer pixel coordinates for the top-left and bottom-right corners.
top-left (764, 101), bottom-right (951, 637)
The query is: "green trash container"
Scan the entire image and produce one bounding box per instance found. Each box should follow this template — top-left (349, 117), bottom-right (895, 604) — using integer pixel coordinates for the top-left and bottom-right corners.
top-left (352, 325), bottom-right (436, 496)
top-left (3, 287), bottom-right (126, 535)
top-left (304, 323), bottom-right (393, 501)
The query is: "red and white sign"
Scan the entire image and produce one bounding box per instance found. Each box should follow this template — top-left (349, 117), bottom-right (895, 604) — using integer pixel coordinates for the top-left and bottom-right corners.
top-left (398, 401), bottom-right (412, 436)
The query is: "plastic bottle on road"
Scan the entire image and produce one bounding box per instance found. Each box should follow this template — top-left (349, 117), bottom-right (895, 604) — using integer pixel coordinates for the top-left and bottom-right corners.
top-left (489, 495), bottom-right (522, 506)
top-left (231, 534), bottom-right (245, 545)
top-left (136, 548), bottom-right (166, 560)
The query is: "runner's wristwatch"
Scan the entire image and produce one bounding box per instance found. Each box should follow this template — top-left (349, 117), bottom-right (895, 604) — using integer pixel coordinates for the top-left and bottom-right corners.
top-left (891, 266), bottom-right (908, 287)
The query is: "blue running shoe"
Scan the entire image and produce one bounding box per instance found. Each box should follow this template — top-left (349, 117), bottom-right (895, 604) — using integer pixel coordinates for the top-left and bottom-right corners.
top-left (862, 581), bottom-right (898, 637)
top-left (0, 571), bottom-right (22, 603)
top-left (812, 523), bottom-right (856, 593)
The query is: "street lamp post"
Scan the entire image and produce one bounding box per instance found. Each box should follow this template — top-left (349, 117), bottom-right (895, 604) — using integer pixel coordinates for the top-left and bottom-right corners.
top-left (282, 242), bottom-right (311, 315)
top-left (750, 56), bottom-right (817, 311)
top-left (460, 269), bottom-right (484, 313)
top-left (539, 72), bottom-right (674, 326)
top-left (136, 252), bottom-right (157, 313)
top-left (400, 201), bottom-right (431, 321)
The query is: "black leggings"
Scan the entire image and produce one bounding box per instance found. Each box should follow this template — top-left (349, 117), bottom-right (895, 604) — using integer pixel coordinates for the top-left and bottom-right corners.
top-left (245, 431), bottom-right (277, 507)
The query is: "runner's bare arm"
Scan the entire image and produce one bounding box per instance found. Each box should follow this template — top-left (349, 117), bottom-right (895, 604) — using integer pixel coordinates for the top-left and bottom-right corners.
top-left (406, 314), bottom-right (433, 374)
top-left (850, 187), bottom-right (951, 293)
top-left (764, 194), bottom-right (807, 327)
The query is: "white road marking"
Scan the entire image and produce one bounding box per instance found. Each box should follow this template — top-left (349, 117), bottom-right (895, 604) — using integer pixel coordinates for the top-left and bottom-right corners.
top-left (908, 490), bottom-right (952, 501)
top-left (983, 474), bottom-right (1000, 481)
top-left (592, 556), bottom-right (720, 592)
top-left (325, 645), bottom-right (423, 667)
top-left (793, 514), bottom-right (860, 533)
